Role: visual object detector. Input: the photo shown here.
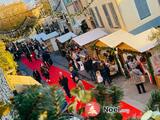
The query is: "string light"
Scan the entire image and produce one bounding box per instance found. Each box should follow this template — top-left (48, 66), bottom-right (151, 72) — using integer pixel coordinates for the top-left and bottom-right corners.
top-left (0, 0), bottom-right (95, 38)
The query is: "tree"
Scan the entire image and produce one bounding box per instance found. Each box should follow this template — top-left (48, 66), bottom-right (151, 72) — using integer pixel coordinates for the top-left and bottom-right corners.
top-left (149, 28), bottom-right (160, 43)
top-left (90, 84), bottom-right (124, 120)
top-left (0, 41), bottom-right (17, 75)
top-left (12, 85), bottom-right (83, 120)
top-left (68, 83), bottom-right (124, 119)
top-left (146, 90), bottom-right (160, 111)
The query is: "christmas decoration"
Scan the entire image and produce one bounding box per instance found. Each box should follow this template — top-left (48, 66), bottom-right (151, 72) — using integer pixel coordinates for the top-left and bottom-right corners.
top-left (90, 84), bottom-right (123, 120)
top-left (13, 85), bottom-right (68, 120)
top-left (52, 0), bottom-right (95, 18)
top-left (146, 90), bottom-right (160, 111)
top-left (0, 41), bottom-right (17, 75)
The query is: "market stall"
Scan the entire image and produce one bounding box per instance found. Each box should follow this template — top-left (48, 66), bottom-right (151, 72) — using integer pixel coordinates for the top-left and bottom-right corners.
top-left (45, 31), bottom-right (59, 52)
top-left (98, 29), bottom-right (158, 84)
top-left (72, 28), bottom-right (108, 58)
top-left (30, 32), bottom-right (47, 42)
top-left (56, 32), bottom-right (77, 56)
top-left (150, 47), bottom-right (160, 88)
top-left (134, 28), bottom-right (159, 88)
top-left (97, 30), bottom-right (135, 77)
top-left (30, 32), bottom-right (59, 52)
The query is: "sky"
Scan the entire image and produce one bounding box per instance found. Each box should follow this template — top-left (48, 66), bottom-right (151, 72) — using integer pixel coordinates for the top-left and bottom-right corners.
top-left (0, 0), bottom-right (35, 6)
top-left (0, 0), bottom-right (36, 9)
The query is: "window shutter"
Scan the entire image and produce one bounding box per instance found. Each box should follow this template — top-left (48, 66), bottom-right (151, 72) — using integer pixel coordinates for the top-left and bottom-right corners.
top-left (102, 4), bottom-right (113, 28)
top-left (89, 8), bottom-right (99, 27)
top-left (134, 0), bottom-right (151, 19)
top-left (95, 7), bottom-right (104, 27)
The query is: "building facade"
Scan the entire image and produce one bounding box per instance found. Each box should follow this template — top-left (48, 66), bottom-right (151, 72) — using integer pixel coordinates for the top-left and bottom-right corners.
top-left (117, 0), bottom-right (160, 34)
top-left (84, 0), bottom-right (160, 34)
top-left (0, 69), bottom-right (13, 120)
top-left (49, 0), bottom-right (160, 35)
top-left (83, 0), bottom-right (125, 33)
top-left (63, 0), bottom-right (88, 34)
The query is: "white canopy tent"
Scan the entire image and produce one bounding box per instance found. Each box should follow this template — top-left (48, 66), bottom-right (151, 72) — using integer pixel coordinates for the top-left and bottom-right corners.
top-left (134, 28), bottom-right (158, 52)
top-left (29, 32), bottom-right (47, 42)
top-left (46, 31), bottom-right (59, 40)
top-left (46, 31), bottom-right (59, 51)
top-left (99, 29), bottom-right (158, 53)
top-left (99, 30), bottom-right (134, 48)
top-left (29, 31), bottom-right (60, 51)
top-left (57, 32), bottom-right (77, 43)
top-left (73, 28), bottom-right (108, 46)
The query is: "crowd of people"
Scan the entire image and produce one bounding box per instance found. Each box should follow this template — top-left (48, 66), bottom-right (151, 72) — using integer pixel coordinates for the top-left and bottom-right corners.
top-left (6, 39), bottom-right (53, 82)
top-left (60, 43), bottom-right (114, 86)
top-left (6, 39), bottom-right (73, 98)
top-left (5, 35), bottom-right (150, 96)
top-left (59, 41), bottom-right (149, 94)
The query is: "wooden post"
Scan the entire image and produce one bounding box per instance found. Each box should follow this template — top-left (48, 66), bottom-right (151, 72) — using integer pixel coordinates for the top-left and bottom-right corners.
top-left (145, 52), bottom-right (156, 84)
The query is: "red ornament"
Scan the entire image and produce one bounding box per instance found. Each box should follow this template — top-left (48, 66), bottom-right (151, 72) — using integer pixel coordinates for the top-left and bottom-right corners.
top-left (85, 102), bottom-right (100, 117)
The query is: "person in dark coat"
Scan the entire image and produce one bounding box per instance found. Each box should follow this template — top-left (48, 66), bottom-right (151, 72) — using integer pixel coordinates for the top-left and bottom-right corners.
top-left (40, 64), bottom-right (50, 81)
top-left (69, 67), bottom-right (79, 83)
top-left (59, 72), bottom-right (71, 98)
top-left (26, 52), bottom-right (32, 62)
top-left (85, 57), bottom-right (96, 81)
top-left (103, 63), bottom-right (112, 85)
top-left (42, 51), bottom-right (53, 67)
top-left (33, 70), bottom-right (41, 83)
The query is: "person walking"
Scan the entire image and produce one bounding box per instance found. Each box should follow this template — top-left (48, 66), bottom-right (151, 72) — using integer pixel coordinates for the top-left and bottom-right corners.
top-left (42, 51), bottom-right (53, 67)
top-left (69, 67), bottom-right (79, 83)
top-left (96, 71), bottom-right (103, 84)
top-left (33, 70), bottom-right (41, 83)
top-left (59, 72), bottom-right (72, 98)
top-left (101, 62), bottom-right (112, 85)
top-left (26, 52), bottom-right (32, 62)
top-left (132, 68), bottom-right (146, 94)
top-left (85, 57), bottom-right (96, 81)
top-left (40, 64), bottom-right (50, 82)
top-left (34, 49), bottom-right (39, 60)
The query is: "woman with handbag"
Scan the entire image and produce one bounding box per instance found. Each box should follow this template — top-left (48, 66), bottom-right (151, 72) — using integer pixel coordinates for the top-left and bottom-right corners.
top-left (132, 68), bottom-right (146, 94)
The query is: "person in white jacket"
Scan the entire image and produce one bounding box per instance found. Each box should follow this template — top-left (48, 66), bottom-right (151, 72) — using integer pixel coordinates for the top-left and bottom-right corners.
top-left (96, 71), bottom-right (103, 84)
top-left (131, 68), bottom-right (146, 94)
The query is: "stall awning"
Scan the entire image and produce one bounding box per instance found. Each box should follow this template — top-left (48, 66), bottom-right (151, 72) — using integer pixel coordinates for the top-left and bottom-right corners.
top-left (30, 31), bottom-right (59, 42)
top-left (99, 30), bottom-right (135, 48)
top-left (30, 32), bottom-right (47, 41)
top-left (99, 29), bottom-right (158, 53)
top-left (134, 28), bottom-right (158, 52)
top-left (46, 31), bottom-right (59, 40)
top-left (73, 28), bottom-right (108, 46)
top-left (57, 32), bottom-right (77, 43)
top-left (96, 41), bottom-right (108, 47)
top-left (7, 75), bottom-right (41, 91)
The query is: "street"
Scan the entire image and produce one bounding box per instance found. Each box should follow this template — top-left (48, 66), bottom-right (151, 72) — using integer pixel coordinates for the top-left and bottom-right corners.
top-left (18, 51), bottom-right (157, 111)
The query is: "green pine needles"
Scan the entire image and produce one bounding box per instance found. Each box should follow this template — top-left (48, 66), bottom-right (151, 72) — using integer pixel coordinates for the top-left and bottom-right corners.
top-left (13, 85), bottom-right (67, 120)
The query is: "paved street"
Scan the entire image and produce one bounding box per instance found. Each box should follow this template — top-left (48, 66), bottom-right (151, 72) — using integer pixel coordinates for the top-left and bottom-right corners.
top-left (17, 51), bottom-right (157, 111)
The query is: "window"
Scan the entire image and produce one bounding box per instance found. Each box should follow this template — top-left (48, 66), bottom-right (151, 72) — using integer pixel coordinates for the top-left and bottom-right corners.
top-left (102, 4), bottom-right (113, 28)
top-left (63, 0), bottom-right (72, 5)
top-left (95, 7), bottom-right (104, 27)
top-left (108, 2), bottom-right (120, 28)
top-left (134, 0), bottom-right (151, 19)
top-left (73, 1), bottom-right (80, 12)
top-left (89, 8), bottom-right (99, 27)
